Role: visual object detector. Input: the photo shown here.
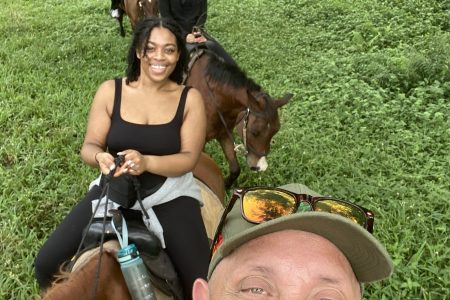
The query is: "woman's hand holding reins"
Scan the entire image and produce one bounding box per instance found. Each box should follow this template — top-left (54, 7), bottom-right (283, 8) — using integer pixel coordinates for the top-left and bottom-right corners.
top-left (186, 33), bottom-right (207, 44)
top-left (95, 152), bottom-right (116, 175)
top-left (116, 150), bottom-right (146, 176)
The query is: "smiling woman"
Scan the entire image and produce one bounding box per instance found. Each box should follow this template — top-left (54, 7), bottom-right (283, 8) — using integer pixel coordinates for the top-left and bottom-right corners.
top-left (2, 0), bottom-right (449, 298)
top-left (34, 17), bottom-right (209, 300)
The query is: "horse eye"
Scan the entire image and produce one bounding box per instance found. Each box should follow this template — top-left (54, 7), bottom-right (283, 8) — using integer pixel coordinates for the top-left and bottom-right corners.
top-left (250, 129), bottom-right (260, 137)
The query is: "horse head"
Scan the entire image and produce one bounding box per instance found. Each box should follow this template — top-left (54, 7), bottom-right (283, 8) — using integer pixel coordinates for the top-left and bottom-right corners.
top-left (184, 49), bottom-right (293, 188)
top-left (235, 91), bottom-right (292, 172)
top-left (123, 0), bottom-right (159, 31)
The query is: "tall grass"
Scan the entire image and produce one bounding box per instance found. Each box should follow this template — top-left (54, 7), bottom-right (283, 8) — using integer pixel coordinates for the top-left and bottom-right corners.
top-left (1, 0), bottom-right (449, 299)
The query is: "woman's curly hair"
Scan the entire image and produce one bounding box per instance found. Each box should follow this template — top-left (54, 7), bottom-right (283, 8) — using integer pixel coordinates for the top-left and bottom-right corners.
top-left (125, 17), bottom-right (188, 84)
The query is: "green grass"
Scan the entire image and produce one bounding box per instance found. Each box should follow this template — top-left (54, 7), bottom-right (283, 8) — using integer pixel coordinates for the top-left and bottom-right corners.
top-left (1, 0), bottom-right (449, 299)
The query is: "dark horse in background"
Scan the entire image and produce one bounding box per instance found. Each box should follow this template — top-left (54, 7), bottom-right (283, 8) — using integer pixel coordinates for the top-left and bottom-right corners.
top-left (110, 0), bottom-right (159, 36)
top-left (185, 49), bottom-right (293, 188)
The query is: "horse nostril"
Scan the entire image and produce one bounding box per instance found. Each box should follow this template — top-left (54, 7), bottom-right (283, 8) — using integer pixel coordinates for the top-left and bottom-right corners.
top-left (250, 166), bottom-right (260, 171)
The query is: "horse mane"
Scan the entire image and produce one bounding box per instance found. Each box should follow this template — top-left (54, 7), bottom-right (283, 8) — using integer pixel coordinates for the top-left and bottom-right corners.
top-left (40, 251), bottom-right (130, 300)
top-left (203, 50), bottom-right (262, 92)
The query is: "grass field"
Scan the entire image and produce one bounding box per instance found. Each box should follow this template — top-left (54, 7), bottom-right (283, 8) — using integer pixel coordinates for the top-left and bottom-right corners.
top-left (1, 0), bottom-right (449, 299)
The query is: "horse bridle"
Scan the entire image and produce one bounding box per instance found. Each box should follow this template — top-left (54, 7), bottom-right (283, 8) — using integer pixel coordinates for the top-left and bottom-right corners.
top-left (235, 108), bottom-right (269, 158)
top-left (188, 49), bottom-right (269, 158)
top-left (204, 78), bottom-right (269, 158)
top-left (234, 108), bottom-right (250, 155)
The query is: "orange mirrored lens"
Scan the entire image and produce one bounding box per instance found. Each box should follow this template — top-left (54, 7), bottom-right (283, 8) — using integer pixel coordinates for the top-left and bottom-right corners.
top-left (242, 189), bottom-right (297, 223)
top-left (314, 199), bottom-right (366, 227)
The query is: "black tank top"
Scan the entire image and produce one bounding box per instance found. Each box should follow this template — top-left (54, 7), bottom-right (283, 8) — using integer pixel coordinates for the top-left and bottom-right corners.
top-left (106, 78), bottom-right (190, 189)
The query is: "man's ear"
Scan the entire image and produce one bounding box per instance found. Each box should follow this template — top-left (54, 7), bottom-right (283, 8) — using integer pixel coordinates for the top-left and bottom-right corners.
top-left (192, 278), bottom-right (210, 300)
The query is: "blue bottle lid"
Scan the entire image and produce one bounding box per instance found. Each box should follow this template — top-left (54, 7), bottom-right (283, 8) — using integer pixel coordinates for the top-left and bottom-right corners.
top-left (117, 243), bottom-right (140, 263)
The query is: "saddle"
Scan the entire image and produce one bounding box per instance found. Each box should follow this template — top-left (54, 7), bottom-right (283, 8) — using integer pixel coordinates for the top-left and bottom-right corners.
top-left (78, 208), bottom-right (183, 300)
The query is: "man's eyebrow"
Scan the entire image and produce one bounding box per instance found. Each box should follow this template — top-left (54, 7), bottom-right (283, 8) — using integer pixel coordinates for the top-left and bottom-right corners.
top-left (318, 276), bottom-right (341, 285)
top-left (247, 265), bottom-right (273, 275)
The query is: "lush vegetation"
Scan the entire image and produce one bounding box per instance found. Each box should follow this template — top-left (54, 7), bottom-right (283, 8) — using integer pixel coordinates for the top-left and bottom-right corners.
top-left (1, 0), bottom-right (449, 299)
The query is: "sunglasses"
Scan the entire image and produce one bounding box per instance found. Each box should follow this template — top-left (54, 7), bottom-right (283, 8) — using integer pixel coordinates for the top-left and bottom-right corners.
top-left (210, 187), bottom-right (374, 258)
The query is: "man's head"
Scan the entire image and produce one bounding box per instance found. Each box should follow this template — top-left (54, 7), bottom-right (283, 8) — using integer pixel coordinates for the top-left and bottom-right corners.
top-left (193, 184), bottom-right (393, 300)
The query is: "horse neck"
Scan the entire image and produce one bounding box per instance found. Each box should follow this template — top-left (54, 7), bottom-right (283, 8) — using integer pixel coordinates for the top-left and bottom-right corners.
top-left (140, 0), bottom-right (158, 17)
top-left (41, 252), bottom-right (130, 300)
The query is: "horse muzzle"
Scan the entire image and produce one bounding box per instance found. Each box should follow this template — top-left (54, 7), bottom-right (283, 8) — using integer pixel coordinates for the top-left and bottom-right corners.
top-left (249, 156), bottom-right (268, 172)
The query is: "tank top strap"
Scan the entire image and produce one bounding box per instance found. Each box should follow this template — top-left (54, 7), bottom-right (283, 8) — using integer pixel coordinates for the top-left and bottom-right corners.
top-left (111, 78), bottom-right (123, 121)
top-left (174, 86), bottom-right (191, 124)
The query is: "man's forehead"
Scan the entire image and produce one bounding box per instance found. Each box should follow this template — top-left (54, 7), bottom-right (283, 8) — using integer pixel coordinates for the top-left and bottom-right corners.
top-left (211, 229), bottom-right (361, 298)
top-left (227, 229), bottom-right (348, 266)
top-left (241, 229), bottom-right (330, 246)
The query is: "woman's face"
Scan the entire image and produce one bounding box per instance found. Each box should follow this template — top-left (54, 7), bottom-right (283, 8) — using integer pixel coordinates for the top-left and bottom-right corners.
top-left (139, 26), bottom-right (180, 82)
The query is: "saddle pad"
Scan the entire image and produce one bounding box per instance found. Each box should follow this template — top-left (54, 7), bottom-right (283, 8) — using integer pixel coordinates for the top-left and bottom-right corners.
top-left (72, 240), bottom-right (120, 272)
top-left (71, 240), bottom-right (175, 300)
top-left (195, 178), bottom-right (224, 240)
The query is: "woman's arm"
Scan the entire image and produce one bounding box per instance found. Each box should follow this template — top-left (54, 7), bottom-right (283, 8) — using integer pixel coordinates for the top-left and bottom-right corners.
top-left (118, 87), bottom-right (206, 177)
top-left (80, 80), bottom-right (116, 174)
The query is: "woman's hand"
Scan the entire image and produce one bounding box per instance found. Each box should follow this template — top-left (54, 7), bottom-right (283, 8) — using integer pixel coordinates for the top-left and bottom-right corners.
top-left (186, 33), bottom-right (207, 44)
top-left (95, 152), bottom-right (116, 175)
top-left (116, 150), bottom-right (146, 176)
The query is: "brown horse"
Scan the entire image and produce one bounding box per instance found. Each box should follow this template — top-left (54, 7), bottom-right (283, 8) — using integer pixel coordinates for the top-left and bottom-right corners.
top-left (185, 49), bottom-right (293, 188)
top-left (40, 153), bottom-right (224, 300)
top-left (111, 0), bottom-right (159, 36)
top-left (39, 242), bottom-right (129, 300)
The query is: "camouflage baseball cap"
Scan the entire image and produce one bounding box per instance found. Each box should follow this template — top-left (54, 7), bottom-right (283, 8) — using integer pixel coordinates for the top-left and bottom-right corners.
top-left (208, 183), bottom-right (393, 283)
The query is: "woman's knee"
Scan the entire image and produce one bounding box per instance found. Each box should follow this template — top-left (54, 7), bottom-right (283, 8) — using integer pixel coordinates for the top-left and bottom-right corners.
top-left (34, 248), bottom-right (53, 289)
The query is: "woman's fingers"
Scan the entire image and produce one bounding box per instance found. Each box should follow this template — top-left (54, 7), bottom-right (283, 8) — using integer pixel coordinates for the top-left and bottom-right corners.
top-left (115, 150), bottom-right (143, 175)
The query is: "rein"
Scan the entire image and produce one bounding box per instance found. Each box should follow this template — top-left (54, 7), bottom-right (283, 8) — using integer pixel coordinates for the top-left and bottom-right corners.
top-left (70, 165), bottom-right (150, 300)
top-left (69, 177), bottom-right (110, 300)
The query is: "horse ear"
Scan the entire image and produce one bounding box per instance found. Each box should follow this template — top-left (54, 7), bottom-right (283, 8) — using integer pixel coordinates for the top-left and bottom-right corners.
top-left (274, 93), bottom-right (293, 108)
top-left (245, 90), bottom-right (265, 112)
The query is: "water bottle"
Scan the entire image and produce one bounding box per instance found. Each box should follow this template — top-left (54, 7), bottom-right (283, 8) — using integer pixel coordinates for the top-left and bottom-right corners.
top-left (117, 244), bottom-right (156, 300)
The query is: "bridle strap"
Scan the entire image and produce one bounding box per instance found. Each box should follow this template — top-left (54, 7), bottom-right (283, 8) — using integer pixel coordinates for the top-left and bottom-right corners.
top-left (205, 79), bottom-right (250, 155)
top-left (183, 48), bottom-right (205, 84)
top-left (235, 109), bottom-right (250, 155)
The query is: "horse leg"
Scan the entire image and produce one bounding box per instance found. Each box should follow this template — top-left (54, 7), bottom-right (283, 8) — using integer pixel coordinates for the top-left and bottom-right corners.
top-left (118, 12), bottom-right (125, 37)
top-left (219, 138), bottom-right (241, 189)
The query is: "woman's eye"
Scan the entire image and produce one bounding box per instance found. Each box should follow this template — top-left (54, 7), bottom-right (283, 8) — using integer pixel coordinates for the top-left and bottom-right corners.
top-left (165, 48), bottom-right (176, 54)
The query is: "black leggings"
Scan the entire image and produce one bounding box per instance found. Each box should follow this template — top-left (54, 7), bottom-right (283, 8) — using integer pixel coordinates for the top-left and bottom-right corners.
top-left (34, 186), bottom-right (210, 299)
